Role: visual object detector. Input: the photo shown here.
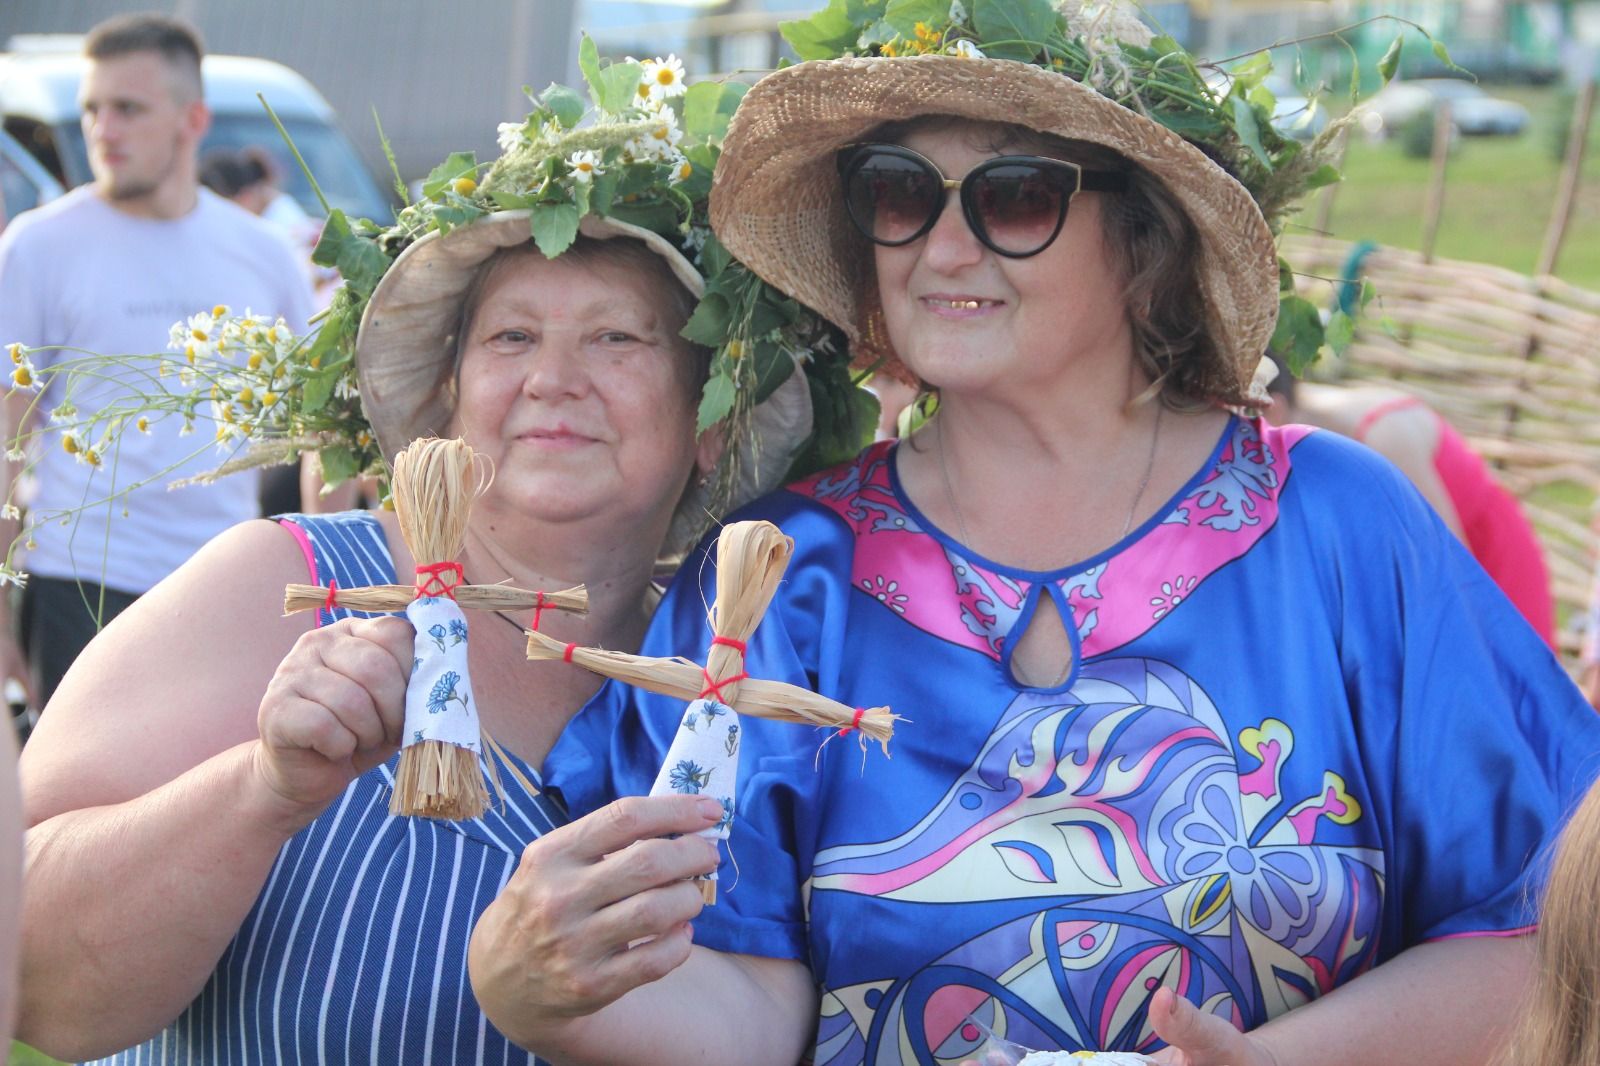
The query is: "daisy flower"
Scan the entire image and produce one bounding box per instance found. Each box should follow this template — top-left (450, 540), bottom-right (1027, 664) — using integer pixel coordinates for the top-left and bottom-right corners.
top-left (641, 55), bottom-right (687, 103)
top-left (567, 150), bottom-right (604, 182)
top-left (497, 121), bottom-right (528, 153)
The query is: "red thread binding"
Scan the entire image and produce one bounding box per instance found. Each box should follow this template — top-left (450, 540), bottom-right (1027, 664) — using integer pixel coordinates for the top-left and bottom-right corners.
top-left (322, 579), bottom-right (339, 612)
top-left (415, 561), bottom-right (465, 599)
top-left (837, 707), bottom-right (867, 737)
top-left (562, 643), bottom-right (578, 663)
top-left (710, 636), bottom-right (747, 654)
top-left (698, 667), bottom-right (749, 704)
top-left (531, 591), bottom-right (548, 632)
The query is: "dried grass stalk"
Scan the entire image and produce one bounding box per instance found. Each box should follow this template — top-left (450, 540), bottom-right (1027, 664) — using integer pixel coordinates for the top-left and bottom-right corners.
top-left (525, 520), bottom-right (899, 751)
top-left (389, 737), bottom-right (492, 819)
top-left (285, 583), bottom-right (587, 615)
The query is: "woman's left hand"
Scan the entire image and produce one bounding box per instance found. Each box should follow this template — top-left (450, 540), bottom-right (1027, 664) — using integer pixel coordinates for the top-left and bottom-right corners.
top-left (1147, 988), bottom-right (1280, 1066)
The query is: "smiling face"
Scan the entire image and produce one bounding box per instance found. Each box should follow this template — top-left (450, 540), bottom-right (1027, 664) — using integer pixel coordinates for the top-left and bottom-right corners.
top-left (79, 50), bottom-right (206, 208)
top-left (872, 120), bottom-right (1137, 404)
top-left (450, 244), bottom-right (713, 540)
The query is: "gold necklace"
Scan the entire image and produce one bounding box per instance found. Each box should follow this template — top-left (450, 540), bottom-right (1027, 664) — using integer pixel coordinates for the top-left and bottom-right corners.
top-left (935, 403), bottom-right (1165, 557)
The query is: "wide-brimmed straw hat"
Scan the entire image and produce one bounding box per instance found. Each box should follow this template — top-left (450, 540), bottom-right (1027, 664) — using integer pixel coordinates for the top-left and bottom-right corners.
top-left (356, 210), bottom-right (814, 556)
top-left (710, 53), bottom-right (1281, 404)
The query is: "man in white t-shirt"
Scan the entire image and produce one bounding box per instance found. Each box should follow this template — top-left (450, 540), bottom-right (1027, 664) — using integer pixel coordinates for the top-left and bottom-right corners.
top-left (0, 14), bottom-right (313, 710)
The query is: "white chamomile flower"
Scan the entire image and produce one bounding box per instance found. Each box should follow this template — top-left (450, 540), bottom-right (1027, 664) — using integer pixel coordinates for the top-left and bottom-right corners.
top-left (949, 38), bottom-right (984, 58)
top-left (641, 55), bottom-right (687, 103)
top-left (0, 569), bottom-right (25, 590)
top-left (567, 150), bottom-right (604, 182)
top-left (948, 0), bottom-right (968, 22)
top-left (5, 449), bottom-right (23, 463)
top-left (498, 121), bottom-right (528, 153)
top-left (670, 157), bottom-right (695, 184)
top-left (1, 504), bottom-right (18, 521)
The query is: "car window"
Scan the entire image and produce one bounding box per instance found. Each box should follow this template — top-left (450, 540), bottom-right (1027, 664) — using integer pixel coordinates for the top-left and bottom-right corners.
top-left (0, 151), bottom-right (43, 218)
top-left (39, 112), bottom-right (391, 224)
top-left (200, 114), bottom-right (391, 223)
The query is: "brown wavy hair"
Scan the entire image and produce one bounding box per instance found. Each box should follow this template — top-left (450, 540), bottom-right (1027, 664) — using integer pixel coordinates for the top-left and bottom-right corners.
top-left (1495, 776), bottom-right (1600, 1066)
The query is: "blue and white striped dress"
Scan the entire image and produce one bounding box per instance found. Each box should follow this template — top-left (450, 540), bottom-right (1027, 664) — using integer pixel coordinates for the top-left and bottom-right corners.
top-left (93, 511), bottom-right (563, 1065)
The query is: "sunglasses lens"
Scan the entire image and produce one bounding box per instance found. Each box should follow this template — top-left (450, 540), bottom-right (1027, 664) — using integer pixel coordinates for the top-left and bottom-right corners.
top-left (845, 151), bottom-right (941, 245)
top-left (970, 163), bottom-right (1071, 255)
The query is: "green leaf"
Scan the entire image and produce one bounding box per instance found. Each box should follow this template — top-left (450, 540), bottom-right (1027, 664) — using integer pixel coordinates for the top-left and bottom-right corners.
top-left (1359, 279), bottom-right (1378, 312)
top-left (1304, 164), bottom-right (1342, 190)
top-left (605, 199), bottom-right (680, 234)
top-left (972, 0), bottom-right (1057, 60)
top-left (884, 0), bottom-right (950, 37)
top-left (1231, 51), bottom-right (1272, 85)
top-left (681, 81), bottom-right (748, 141)
top-left (681, 293), bottom-right (731, 347)
top-left (318, 444), bottom-right (359, 486)
top-left (572, 178), bottom-right (592, 217)
top-left (1324, 309), bottom-right (1355, 354)
top-left (1230, 96), bottom-right (1271, 168)
top-left (530, 202), bottom-right (581, 258)
top-left (781, 0), bottom-right (860, 60)
top-left (421, 151), bottom-right (478, 200)
top-left (432, 199), bottom-right (487, 234)
top-left (1149, 108), bottom-right (1226, 138)
top-left (1269, 294), bottom-right (1324, 376)
top-left (589, 168), bottom-right (620, 215)
top-left (488, 188), bottom-right (538, 211)
top-left (1430, 38), bottom-right (1466, 74)
top-left (310, 209), bottom-right (389, 294)
top-left (540, 83), bottom-right (587, 128)
top-left (1377, 34), bottom-right (1404, 85)
top-left (596, 59), bottom-right (644, 114)
top-left (301, 363), bottom-right (344, 413)
top-left (1277, 257), bottom-right (1295, 293)
top-left (749, 294), bottom-right (791, 338)
top-left (1246, 81), bottom-right (1277, 115)
top-left (699, 232), bottom-right (732, 278)
top-left (579, 34), bottom-right (603, 105)
top-left (696, 372), bottom-right (737, 431)
top-left (749, 341), bottom-right (796, 405)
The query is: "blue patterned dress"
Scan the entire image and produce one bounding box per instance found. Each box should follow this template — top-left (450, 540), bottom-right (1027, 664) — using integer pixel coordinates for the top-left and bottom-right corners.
top-left (92, 511), bottom-right (561, 1066)
top-left (551, 418), bottom-right (1600, 1066)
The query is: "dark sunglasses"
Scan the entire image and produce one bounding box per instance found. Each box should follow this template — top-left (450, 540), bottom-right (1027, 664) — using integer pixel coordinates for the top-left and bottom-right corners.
top-left (837, 143), bottom-right (1128, 259)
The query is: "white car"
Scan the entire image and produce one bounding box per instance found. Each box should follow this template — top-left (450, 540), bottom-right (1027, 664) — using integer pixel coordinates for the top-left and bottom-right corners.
top-left (0, 39), bottom-right (390, 221)
top-left (0, 125), bottom-right (62, 229)
top-left (1357, 78), bottom-right (1530, 138)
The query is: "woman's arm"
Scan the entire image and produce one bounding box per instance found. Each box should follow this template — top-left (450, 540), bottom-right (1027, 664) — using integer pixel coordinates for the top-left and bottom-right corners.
top-left (470, 794), bottom-right (816, 1066)
top-left (17, 520), bottom-right (411, 1060)
top-left (1151, 936), bottom-right (1530, 1066)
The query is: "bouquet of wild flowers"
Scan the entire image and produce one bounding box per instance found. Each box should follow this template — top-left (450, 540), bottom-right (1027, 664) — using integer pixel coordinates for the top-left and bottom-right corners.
top-left (2, 39), bottom-right (879, 588)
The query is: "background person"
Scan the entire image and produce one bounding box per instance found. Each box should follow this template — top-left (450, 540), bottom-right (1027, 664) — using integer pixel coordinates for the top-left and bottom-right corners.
top-left (0, 13), bottom-right (312, 709)
top-left (470, 6), bottom-right (1600, 1065)
top-left (1261, 353), bottom-right (1556, 646)
top-left (1490, 773), bottom-right (1600, 1066)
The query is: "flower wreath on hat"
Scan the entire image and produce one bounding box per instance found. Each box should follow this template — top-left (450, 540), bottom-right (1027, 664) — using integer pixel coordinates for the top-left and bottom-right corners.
top-left (732, 0), bottom-right (1451, 389)
top-left (3, 40), bottom-right (879, 580)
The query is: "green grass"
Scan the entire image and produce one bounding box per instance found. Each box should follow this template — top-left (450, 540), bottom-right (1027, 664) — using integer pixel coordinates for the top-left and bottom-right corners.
top-left (1294, 87), bottom-right (1600, 289)
top-left (10, 1042), bottom-right (63, 1065)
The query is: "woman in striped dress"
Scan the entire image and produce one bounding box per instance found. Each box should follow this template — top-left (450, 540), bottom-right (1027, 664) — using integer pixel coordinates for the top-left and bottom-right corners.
top-left (12, 119), bottom-right (831, 1064)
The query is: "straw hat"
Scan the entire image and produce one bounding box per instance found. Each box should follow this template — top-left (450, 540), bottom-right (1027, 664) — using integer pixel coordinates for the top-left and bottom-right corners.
top-left (356, 210), bottom-right (814, 556)
top-left (710, 54), bottom-right (1281, 404)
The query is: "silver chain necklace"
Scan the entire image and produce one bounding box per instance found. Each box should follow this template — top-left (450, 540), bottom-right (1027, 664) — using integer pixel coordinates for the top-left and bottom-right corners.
top-left (935, 402), bottom-right (1165, 556)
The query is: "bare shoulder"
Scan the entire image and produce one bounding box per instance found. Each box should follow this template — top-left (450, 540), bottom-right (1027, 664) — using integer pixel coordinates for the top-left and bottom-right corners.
top-left (20, 518), bottom-right (319, 824)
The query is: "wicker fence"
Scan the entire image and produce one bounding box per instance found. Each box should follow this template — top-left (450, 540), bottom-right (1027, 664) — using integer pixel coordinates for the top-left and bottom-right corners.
top-left (1283, 234), bottom-right (1600, 661)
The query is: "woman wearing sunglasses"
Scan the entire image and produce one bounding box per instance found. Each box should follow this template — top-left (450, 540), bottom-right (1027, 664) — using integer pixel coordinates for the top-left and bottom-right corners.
top-left (469, 7), bottom-right (1600, 1065)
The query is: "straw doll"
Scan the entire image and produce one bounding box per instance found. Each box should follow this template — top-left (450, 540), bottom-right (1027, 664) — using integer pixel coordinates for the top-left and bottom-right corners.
top-left (285, 436), bottom-right (585, 819)
top-left (527, 519), bottom-right (895, 901)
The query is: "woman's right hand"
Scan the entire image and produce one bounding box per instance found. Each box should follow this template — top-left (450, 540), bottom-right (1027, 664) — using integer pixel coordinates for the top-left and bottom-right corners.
top-left (251, 616), bottom-right (413, 824)
top-left (468, 794), bottom-right (723, 1048)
